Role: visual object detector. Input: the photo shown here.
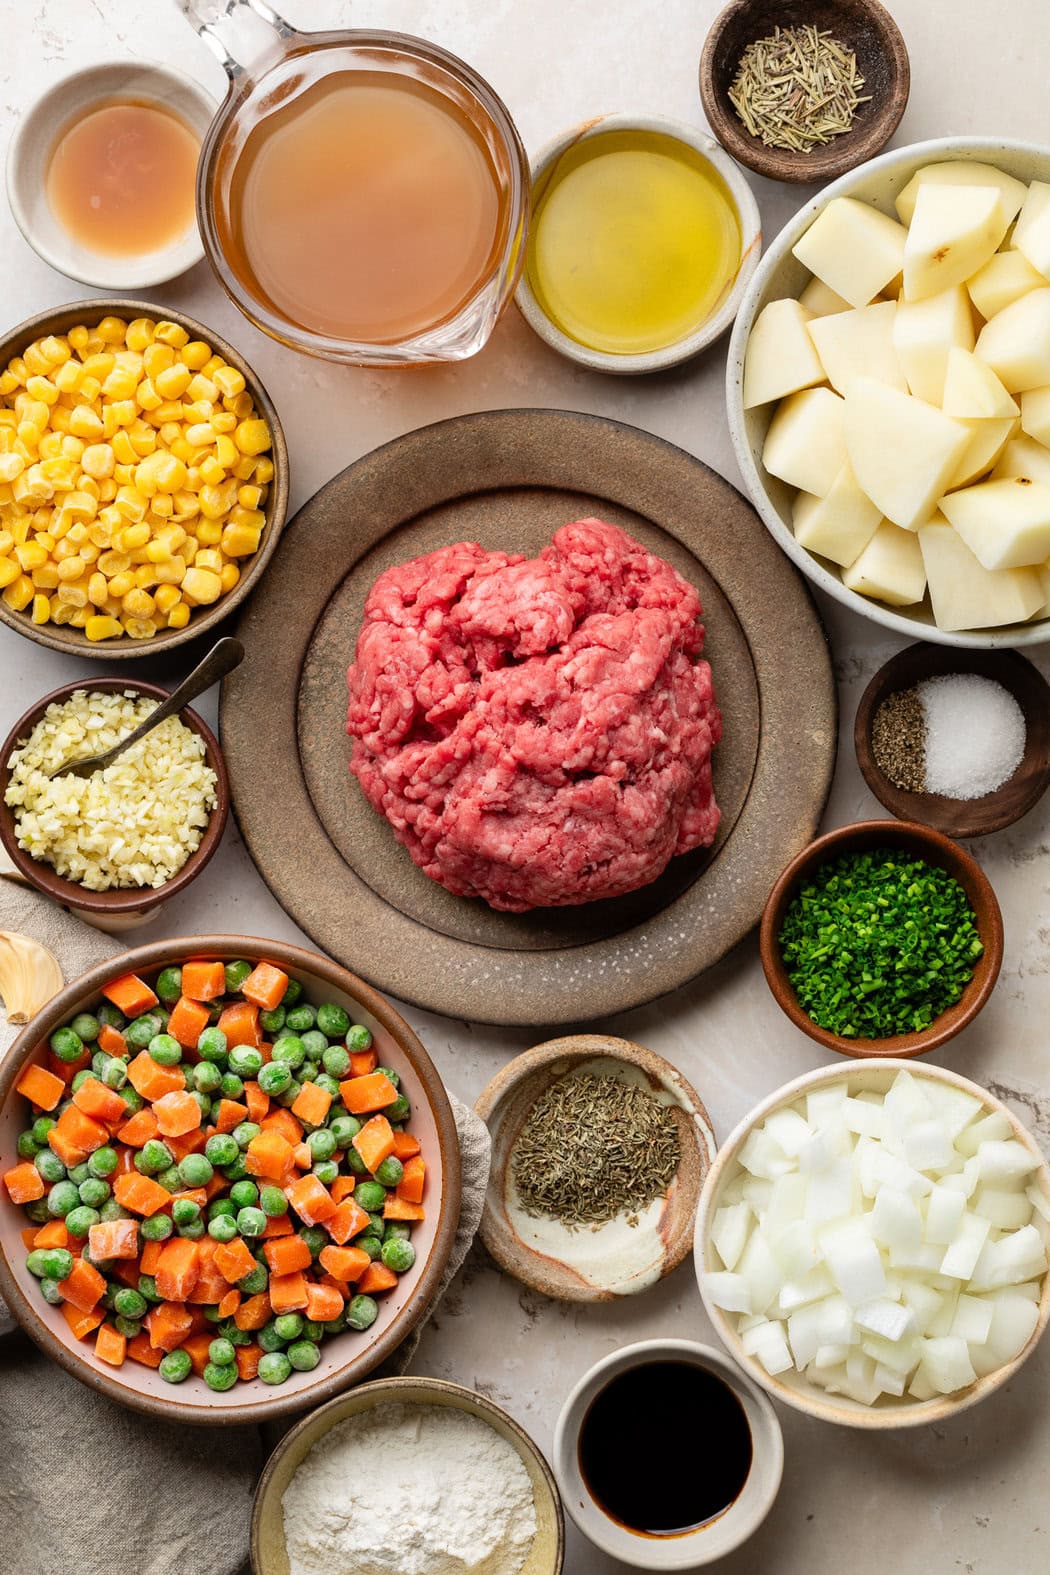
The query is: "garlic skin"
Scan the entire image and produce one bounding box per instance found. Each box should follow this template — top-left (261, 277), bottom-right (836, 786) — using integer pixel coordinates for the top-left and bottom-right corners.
top-left (0, 932), bottom-right (63, 1025)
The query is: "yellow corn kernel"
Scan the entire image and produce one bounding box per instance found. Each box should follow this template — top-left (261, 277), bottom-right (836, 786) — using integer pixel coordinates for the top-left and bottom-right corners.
top-left (49, 598), bottom-right (74, 625)
top-left (165, 602), bottom-right (191, 629)
top-left (60, 433), bottom-right (85, 460)
top-left (38, 335), bottom-right (71, 367)
top-left (186, 374), bottom-right (219, 405)
top-left (80, 443), bottom-right (115, 480)
top-left (49, 516), bottom-right (72, 542)
top-left (63, 491), bottom-right (98, 522)
top-left (125, 318), bottom-right (155, 352)
top-left (0, 373), bottom-right (18, 396)
top-left (108, 399), bottom-right (137, 429)
top-left (176, 338), bottom-right (209, 370)
top-left (31, 564), bottom-right (60, 590)
top-left (171, 490), bottom-right (200, 519)
top-left (39, 458), bottom-right (78, 490)
top-left (182, 536), bottom-right (198, 563)
top-left (200, 479), bottom-right (238, 520)
top-left (193, 547), bottom-right (224, 574)
top-left (15, 468), bottom-right (52, 505)
top-left (51, 407), bottom-right (75, 438)
top-left (26, 375), bottom-right (59, 406)
top-left (182, 422), bottom-right (214, 450)
top-left (0, 556), bottom-right (20, 588)
top-left (236, 484), bottom-right (263, 510)
top-left (100, 366), bottom-right (137, 401)
top-left (66, 606), bottom-right (90, 628)
top-left (0, 530), bottom-right (11, 554)
top-left (10, 519), bottom-right (31, 546)
top-left (230, 456), bottom-right (255, 481)
top-left (211, 411), bottom-right (237, 434)
top-left (182, 566), bottom-right (222, 604)
top-left (227, 505), bottom-right (265, 530)
top-left (193, 518), bottom-right (223, 546)
top-left (153, 363), bottom-right (193, 400)
top-left (97, 478), bottom-right (117, 503)
top-left (0, 453), bottom-right (25, 483)
top-left (96, 316), bottom-right (127, 344)
top-left (127, 425), bottom-right (158, 459)
top-left (154, 421), bottom-right (182, 449)
top-left (198, 456), bottom-right (226, 488)
top-left (87, 521), bottom-right (113, 550)
top-left (105, 571), bottom-right (135, 600)
top-left (220, 562), bottom-right (240, 593)
top-left (22, 343), bottom-right (50, 377)
top-left (98, 549), bottom-right (130, 576)
top-left (152, 555), bottom-right (186, 585)
top-left (221, 521), bottom-right (262, 557)
top-left (56, 582), bottom-right (88, 607)
top-left (154, 320), bottom-right (189, 348)
top-left (154, 583), bottom-right (182, 614)
top-left (19, 398), bottom-right (50, 433)
top-left (31, 592), bottom-right (50, 624)
top-left (33, 526), bottom-right (56, 550)
top-left (87, 571), bottom-right (108, 606)
top-left (111, 432), bottom-right (136, 468)
top-left (134, 562), bottom-right (159, 589)
top-left (121, 615), bottom-right (157, 638)
top-left (121, 587), bottom-right (155, 619)
top-left (115, 522), bottom-right (151, 553)
top-left (80, 542), bottom-right (99, 565)
top-left (112, 486), bottom-right (146, 523)
top-left (67, 325), bottom-right (89, 352)
top-left (214, 433), bottom-right (240, 470)
top-left (224, 392), bottom-right (253, 422)
top-left (15, 541), bottom-right (48, 571)
top-left (78, 376), bottom-right (102, 404)
top-left (52, 536), bottom-right (77, 561)
top-left (80, 352), bottom-right (115, 382)
top-left (150, 497), bottom-right (174, 523)
top-left (7, 356), bottom-right (29, 383)
top-left (70, 405), bottom-right (104, 440)
top-left (253, 457), bottom-right (274, 485)
top-left (57, 555), bottom-right (87, 582)
top-left (84, 613), bottom-right (123, 641)
top-left (142, 343), bottom-right (176, 380)
top-left (53, 359), bottom-right (83, 394)
top-left (3, 573), bottom-right (34, 611)
top-left (212, 364), bottom-right (246, 399)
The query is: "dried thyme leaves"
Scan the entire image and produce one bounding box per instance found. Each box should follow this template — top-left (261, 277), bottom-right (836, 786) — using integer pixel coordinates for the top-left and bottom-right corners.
top-left (510, 1072), bottom-right (681, 1228)
top-left (728, 25), bottom-right (871, 154)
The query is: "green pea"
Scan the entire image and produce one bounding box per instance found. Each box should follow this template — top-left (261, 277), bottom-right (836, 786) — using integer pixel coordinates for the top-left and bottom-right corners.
top-left (24, 1198), bottom-right (50, 1224)
top-left (344, 1147), bottom-right (368, 1176)
top-left (192, 1061), bottom-right (222, 1095)
top-left (140, 1213), bottom-right (174, 1242)
top-left (230, 1179), bottom-right (259, 1210)
top-left (26, 1247), bottom-right (73, 1280)
top-left (34, 1148), bottom-right (66, 1185)
top-left (208, 1196), bottom-right (237, 1220)
top-left (99, 1056), bottom-right (128, 1091)
top-left (347, 1024), bottom-right (373, 1052)
top-left (96, 1001), bottom-right (126, 1029)
top-left (329, 1114), bottom-right (361, 1147)
top-left (154, 966), bottom-right (182, 1004)
top-left (237, 1262), bottom-right (269, 1296)
top-left (70, 1012), bottom-right (100, 1043)
top-left (259, 1004), bottom-right (286, 1035)
top-left (316, 1003), bottom-right (350, 1039)
top-left (70, 1070), bottom-right (92, 1094)
top-left (374, 1157), bottom-right (403, 1188)
top-left (155, 1165), bottom-right (182, 1193)
top-left (118, 1086), bottom-right (144, 1114)
top-left (300, 1029), bottom-right (327, 1062)
top-left (98, 1199), bottom-right (130, 1222)
top-left (114, 1315), bottom-right (143, 1339)
top-left (288, 1339), bottom-right (321, 1372)
top-left (272, 1035), bottom-right (305, 1070)
top-left (259, 1185), bottom-right (288, 1218)
top-left (258, 1351), bottom-right (292, 1384)
top-left (177, 1218), bottom-right (205, 1240)
top-left (67, 1162), bottom-right (90, 1186)
top-left (219, 1320), bottom-right (251, 1346)
top-left (385, 1222), bottom-right (412, 1242)
top-left (228, 1046), bottom-right (262, 1078)
top-left (224, 960), bottom-right (252, 992)
top-left (307, 1128), bottom-right (336, 1161)
top-left (205, 1132), bottom-right (239, 1166)
top-left (31, 1115), bottom-right (56, 1145)
top-left (322, 1311), bottom-right (347, 1336)
top-left (159, 1349), bottom-right (192, 1384)
top-left (232, 1122), bottom-right (261, 1151)
top-left (91, 1049), bottom-right (110, 1078)
top-left (321, 1044), bottom-right (351, 1078)
top-left (223, 1154), bottom-right (249, 1183)
top-left (47, 1180), bottom-right (79, 1218)
top-left (172, 1198), bottom-right (201, 1227)
top-left (312, 1160), bottom-right (339, 1185)
top-left (258, 1060), bottom-right (292, 1096)
top-left (301, 1318), bottom-right (325, 1342)
top-left (237, 1206), bottom-right (266, 1238)
top-left (178, 1153), bottom-right (213, 1189)
top-left (197, 1025), bottom-right (229, 1063)
top-left (366, 1213), bottom-right (385, 1237)
top-left (219, 1072), bottom-right (244, 1100)
top-left (299, 1226), bottom-right (328, 1261)
top-left (78, 1177), bottom-right (110, 1208)
top-left (208, 1336), bottom-right (236, 1366)
top-left (208, 1213), bottom-right (239, 1244)
top-left (277, 1082), bottom-right (303, 1109)
top-left (126, 1014), bottom-right (161, 1049)
top-left (114, 1287), bottom-right (147, 1319)
top-left (354, 1181), bottom-right (387, 1213)
top-left (148, 1033), bottom-right (182, 1066)
top-left (138, 1273), bottom-right (162, 1303)
top-left (313, 1074), bottom-right (340, 1100)
top-left (381, 1237), bottom-right (415, 1273)
top-left (16, 1130), bottom-right (39, 1160)
top-left (139, 1139), bottom-right (174, 1175)
top-left (285, 1004), bottom-right (316, 1033)
top-left (49, 1026), bottom-right (83, 1062)
top-left (201, 1359), bottom-right (236, 1391)
top-left (257, 1320), bottom-right (286, 1353)
top-left (90, 1146), bottom-right (118, 1182)
top-left (384, 1096), bottom-right (411, 1123)
top-left (280, 978), bottom-right (303, 1008)
top-left (40, 1277), bottom-right (65, 1306)
top-left (191, 1091), bottom-right (212, 1121)
top-left (274, 1312), bottom-right (304, 1341)
top-left (346, 1294), bottom-right (378, 1331)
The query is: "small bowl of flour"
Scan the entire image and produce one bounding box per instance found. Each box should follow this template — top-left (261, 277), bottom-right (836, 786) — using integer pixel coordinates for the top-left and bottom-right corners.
top-left (251, 1377), bottom-right (564, 1575)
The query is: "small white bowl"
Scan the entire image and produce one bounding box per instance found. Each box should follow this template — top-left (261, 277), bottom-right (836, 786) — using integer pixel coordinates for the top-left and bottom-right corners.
top-left (7, 61), bottom-right (216, 289)
top-left (726, 134), bottom-right (1050, 648)
top-left (516, 113), bottom-right (762, 374)
top-left (553, 1338), bottom-right (783, 1569)
top-left (695, 1059), bottom-right (1050, 1429)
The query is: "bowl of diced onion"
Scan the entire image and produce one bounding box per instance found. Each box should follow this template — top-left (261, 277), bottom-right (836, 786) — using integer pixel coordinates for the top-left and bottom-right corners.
top-left (695, 1060), bottom-right (1050, 1427)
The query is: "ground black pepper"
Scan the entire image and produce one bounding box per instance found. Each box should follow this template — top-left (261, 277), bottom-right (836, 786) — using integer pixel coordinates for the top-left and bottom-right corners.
top-left (871, 686), bottom-right (926, 792)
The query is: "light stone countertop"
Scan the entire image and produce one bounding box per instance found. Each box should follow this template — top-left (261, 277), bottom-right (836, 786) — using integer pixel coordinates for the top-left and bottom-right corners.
top-left (2, 2), bottom-right (1049, 1571)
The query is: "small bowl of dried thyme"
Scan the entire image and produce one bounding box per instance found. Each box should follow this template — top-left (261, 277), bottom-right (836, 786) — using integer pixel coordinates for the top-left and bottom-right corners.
top-left (474, 1036), bottom-right (714, 1303)
top-left (699, 0), bottom-right (910, 184)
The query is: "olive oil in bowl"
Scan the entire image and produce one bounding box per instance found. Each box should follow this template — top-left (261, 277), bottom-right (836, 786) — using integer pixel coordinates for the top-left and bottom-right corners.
top-left (525, 127), bottom-right (742, 357)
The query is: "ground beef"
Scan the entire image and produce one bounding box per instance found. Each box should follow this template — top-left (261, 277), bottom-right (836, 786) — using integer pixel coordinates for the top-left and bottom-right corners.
top-left (346, 518), bottom-right (721, 911)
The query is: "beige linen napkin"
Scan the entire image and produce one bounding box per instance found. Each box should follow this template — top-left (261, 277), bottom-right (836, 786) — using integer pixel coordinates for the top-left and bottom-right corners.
top-left (0, 878), bottom-right (491, 1575)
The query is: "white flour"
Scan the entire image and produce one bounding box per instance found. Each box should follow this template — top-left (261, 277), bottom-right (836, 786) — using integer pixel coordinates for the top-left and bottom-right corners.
top-left (281, 1402), bottom-right (538, 1575)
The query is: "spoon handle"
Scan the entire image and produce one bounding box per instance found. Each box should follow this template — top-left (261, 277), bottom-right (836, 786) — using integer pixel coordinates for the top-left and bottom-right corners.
top-left (119, 638), bottom-right (246, 751)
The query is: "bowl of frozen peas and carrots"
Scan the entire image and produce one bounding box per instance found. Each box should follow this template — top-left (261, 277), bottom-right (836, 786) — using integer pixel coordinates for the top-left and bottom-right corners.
top-left (0, 936), bottom-right (461, 1422)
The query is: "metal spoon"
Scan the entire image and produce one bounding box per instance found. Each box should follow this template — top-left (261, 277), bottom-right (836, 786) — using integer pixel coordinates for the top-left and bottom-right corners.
top-left (49, 637), bottom-right (244, 780)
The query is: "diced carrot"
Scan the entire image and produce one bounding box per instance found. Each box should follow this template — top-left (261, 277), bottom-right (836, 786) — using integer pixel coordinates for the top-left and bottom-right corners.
top-left (171, 1187), bottom-right (208, 1209)
top-left (217, 1000), bottom-right (261, 1048)
top-left (213, 1097), bottom-right (249, 1134)
top-left (166, 995), bottom-right (211, 1049)
top-left (3, 1161), bottom-right (45, 1204)
top-left (126, 1050), bottom-right (185, 1102)
top-left (259, 1107), bottom-right (302, 1145)
top-left (154, 1238), bottom-right (201, 1301)
top-left (339, 1072), bottom-right (398, 1116)
top-left (348, 1048), bottom-right (377, 1078)
top-left (213, 1236), bottom-right (257, 1285)
top-left (166, 1129), bottom-right (208, 1162)
top-left (285, 1172), bottom-right (336, 1225)
top-left (245, 1130), bottom-right (294, 1180)
top-left (33, 1220), bottom-right (69, 1250)
top-left (291, 1081), bottom-right (332, 1127)
top-left (188, 1240), bottom-right (228, 1306)
top-left (20, 1226), bottom-right (37, 1250)
top-left (357, 1262), bottom-right (399, 1295)
top-left (109, 1258), bottom-right (140, 1289)
top-left (101, 972), bottom-right (158, 1017)
top-left (179, 1330), bottom-right (214, 1377)
top-left (117, 1106), bottom-right (159, 1146)
top-left (52, 1104), bottom-right (109, 1157)
top-left (88, 1218), bottom-right (140, 1261)
top-left (204, 1172), bottom-right (227, 1200)
top-left (217, 1287), bottom-right (241, 1319)
top-left (397, 1156), bottom-right (426, 1206)
top-left (263, 1235), bottom-right (311, 1275)
top-left (243, 1081), bottom-right (270, 1124)
top-left (113, 1171), bottom-right (172, 1216)
top-left (235, 1343), bottom-right (262, 1381)
top-left (383, 1195), bottom-right (425, 1222)
top-left (58, 1256), bottom-right (107, 1313)
top-left (305, 1282), bottom-right (344, 1321)
top-left (258, 1042), bottom-right (273, 1065)
top-left (233, 1292), bottom-right (272, 1330)
top-left (329, 1176), bottom-right (358, 1205)
top-left (391, 1131), bottom-right (421, 1160)
top-left (352, 1113), bottom-right (395, 1174)
top-left (325, 1198), bottom-right (370, 1245)
top-left (318, 1245), bottom-right (371, 1283)
top-left (152, 1089), bottom-right (202, 1138)
top-left (269, 1269), bottom-right (309, 1314)
top-left (97, 1023), bottom-right (127, 1057)
top-left (140, 1239), bottom-right (164, 1275)
top-left (293, 1142), bottom-right (312, 1169)
top-left (241, 962), bottom-right (289, 1012)
top-left (262, 1213), bottom-right (294, 1238)
top-left (61, 1302), bottom-right (106, 1340)
top-left (72, 1076), bottom-right (128, 1124)
top-left (127, 1331), bottom-right (164, 1368)
top-left (48, 1047), bottom-right (90, 1085)
top-left (46, 1127), bottom-right (88, 1169)
top-left (116, 1145), bottom-right (136, 1175)
top-left (15, 1062), bottom-right (65, 1111)
top-left (180, 960), bottom-right (227, 1002)
top-left (146, 1300), bottom-right (193, 1352)
top-left (95, 1323), bottom-right (127, 1367)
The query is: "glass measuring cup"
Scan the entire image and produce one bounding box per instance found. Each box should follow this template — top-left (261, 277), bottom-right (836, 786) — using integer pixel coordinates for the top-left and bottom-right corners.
top-left (178, 0), bottom-right (529, 365)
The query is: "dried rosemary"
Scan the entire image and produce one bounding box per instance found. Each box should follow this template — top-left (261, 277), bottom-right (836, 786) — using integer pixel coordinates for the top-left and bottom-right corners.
top-left (728, 25), bottom-right (871, 154)
top-left (510, 1072), bottom-right (681, 1229)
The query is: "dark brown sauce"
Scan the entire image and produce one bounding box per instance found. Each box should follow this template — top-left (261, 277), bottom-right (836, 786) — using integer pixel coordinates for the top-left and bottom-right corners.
top-left (578, 1360), bottom-right (752, 1537)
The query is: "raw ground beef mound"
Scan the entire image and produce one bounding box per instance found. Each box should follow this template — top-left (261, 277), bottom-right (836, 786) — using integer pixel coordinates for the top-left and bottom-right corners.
top-left (345, 518), bottom-right (722, 911)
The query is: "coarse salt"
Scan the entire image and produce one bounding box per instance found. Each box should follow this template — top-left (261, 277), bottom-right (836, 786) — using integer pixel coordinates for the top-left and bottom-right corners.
top-left (918, 674), bottom-right (1026, 802)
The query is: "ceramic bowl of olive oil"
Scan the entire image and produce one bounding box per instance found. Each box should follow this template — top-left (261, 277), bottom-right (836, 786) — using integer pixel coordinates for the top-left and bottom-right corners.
top-left (515, 113), bottom-right (761, 374)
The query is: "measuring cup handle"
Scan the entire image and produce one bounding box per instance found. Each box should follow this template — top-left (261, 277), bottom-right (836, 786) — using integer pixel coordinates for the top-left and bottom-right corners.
top-left (176, 0), bottom-right (294, 78)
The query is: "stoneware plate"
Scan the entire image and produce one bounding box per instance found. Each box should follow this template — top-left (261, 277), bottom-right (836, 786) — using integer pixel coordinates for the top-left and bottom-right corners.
top-left (222, 409), bottom-right (836, 1025)
top-left (250, 1375), bottom-right (564, 1575)
top-left (0, 936), bottom-right (461, 1424)
top-left (474, 1035), bottom-right (714, 1302)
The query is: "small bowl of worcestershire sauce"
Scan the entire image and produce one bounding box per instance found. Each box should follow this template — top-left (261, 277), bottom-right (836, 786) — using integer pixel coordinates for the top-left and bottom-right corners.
top-left (553, 1338), bottom-right (783, 1568)
top-left (7, 61), bottom-right (216, 289)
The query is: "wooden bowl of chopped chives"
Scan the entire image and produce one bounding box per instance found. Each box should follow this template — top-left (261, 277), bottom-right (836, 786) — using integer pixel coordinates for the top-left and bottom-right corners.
top-left (699, 0), bottom-right (910, 184)
top-left (759, 819), bottom-right (1004, 1059)
top-left (474, 1037), bottom-right (714, 1302)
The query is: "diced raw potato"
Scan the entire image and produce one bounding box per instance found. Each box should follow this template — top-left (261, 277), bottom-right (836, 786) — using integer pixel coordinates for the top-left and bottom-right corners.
top-left (904, 1120), bottom-right (955, 1174)
top-left (844, 379), bottom-right (969, 530)
top-left (938, 477), bottom-right (1050, 569)
top-left (778, 1265), bottom-right (835, 1312)
top-left (920, 1334), bottom-right (977, 1394)
top-left (872, 1187), bottom-right (923, 1253)
top-left (892, 286), bottom-right (975, 405)
top-left (763, 1107), bottom-right (813, 1158)
top-left (738, 1229), bottom-right (782, 1313)
top-left (792, 197), bottom-right (908, 309)
top-left (956, 1110), bottom-right (1012, 1157)
top-left (702, 1270), bottom-right (753, 1313)
top-left (918, 517), bottom-right (1044, 632)
top-left (1027, 1184), bottom-right (1050, 1222)
top-left (742, 1319), bottom-right (793, 1375)
top-left (1020, 385), bottom-right (1050, 446)
top-left (908, 1368), bottom-right (938, 1400)
top-left (968, 248), bottom-right (1046, 319)
top-left (900, 1279), bottom-right (944, 1334)
top-left (940, 1211), bottom-right (992, 1279)
top-left (787, 1303), bottom-right (824, 1368)
top-left (737, 1127), bottom-right (793, 1180)
top-left (806, 1157), bottom-right (855, 1225)
top-left (874, 1363), bottom-right (907, 1397)
top-left (894, 161), bottom-right (1027, 229)
top-left (842, 522), bottom-right (926, 606)
top-left (798, 276), bottom-right (852, 317)
top-left (805, 1085), bottom-right (848, 1126)
top-left (843, 1096), bottom-right (885, 1140)
top-left (792, 466), bottom-right (883, 568)
top-left (976, 1139), bottom-right (1041, 1184)
top-left (808, 301), bottom-right (906, 396)
top-left (1012, 180), bottom-right (1050, 277)
top-left (945, 415), bottom-right (1019, 489)
top-left (950, 1293), bottom-right (995, 1345)
top-left (991, 433), bottom-right (1050, 484)
top-left (763, 387), bottom-right (847, 497)
top-left (903, 184), bottom-right (1008, 302)
top-left (975, 287), bottom-right (1050, 391)
top-left (941, 346), bottom-right (1019, 418)
top-left (825, 1226), bottom-right (887, 1305)
top-left (973, 1187), bottom-right (1034, 1230)
top-left (854, 1298), bottom-right (916, 1343)
top-left (769, 1217), bottom-right (822, 1279)
top-left (711, 1201), bottom-right (753, 1271)
top-left (925, 1184), bottom-right (968, 1245)
top-left (970, 1290), bottom-right (1040, 1376)
top-left (743, 299), bottom-right (827, 408)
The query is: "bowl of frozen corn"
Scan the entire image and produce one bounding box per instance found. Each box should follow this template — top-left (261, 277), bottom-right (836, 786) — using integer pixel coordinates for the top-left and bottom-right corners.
top-left (0, 298), bottom-right (287, 656)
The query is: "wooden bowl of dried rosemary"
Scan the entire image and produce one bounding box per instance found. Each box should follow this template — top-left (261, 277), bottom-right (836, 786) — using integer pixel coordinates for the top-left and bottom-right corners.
top-left (699, 0), bottom-right (910, 184)
top-left (474, 1036), bottom-right (714, 1302)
